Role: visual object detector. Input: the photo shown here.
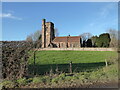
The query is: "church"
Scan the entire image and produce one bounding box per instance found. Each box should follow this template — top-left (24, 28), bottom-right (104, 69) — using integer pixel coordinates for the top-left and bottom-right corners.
top-left (41, 19), bottom-right (82, 48)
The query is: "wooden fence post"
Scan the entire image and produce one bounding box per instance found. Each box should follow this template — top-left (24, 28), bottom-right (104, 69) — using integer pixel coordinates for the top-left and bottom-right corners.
top-left (105, 59), bottom-right (108, 67)
top-left (69, 61), bottom-right (72, 73)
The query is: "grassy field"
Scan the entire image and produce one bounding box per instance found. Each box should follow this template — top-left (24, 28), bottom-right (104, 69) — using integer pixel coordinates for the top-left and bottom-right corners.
top-left (1, 50), bottom-right (118, 88)
top-left (28, 51), bottom-right (117, 75)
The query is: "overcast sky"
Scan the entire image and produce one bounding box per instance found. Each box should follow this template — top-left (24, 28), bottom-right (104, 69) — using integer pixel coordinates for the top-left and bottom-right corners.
top-left (1, 2), bottom-right (118, 41)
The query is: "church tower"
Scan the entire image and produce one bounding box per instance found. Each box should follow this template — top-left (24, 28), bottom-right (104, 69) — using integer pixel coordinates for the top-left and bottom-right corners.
top-left (42, 19), bottom-right (55, 48)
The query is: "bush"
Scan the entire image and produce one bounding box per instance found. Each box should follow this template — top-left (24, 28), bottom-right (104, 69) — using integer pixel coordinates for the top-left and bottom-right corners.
top-left (43, 76), bottom-right (51, 83)
top-left (17, 78), bottom-right (27, 86)
top-left (32, 76), bottom-right (51, 84)
top-left (32, 77), bottom-right (45, 83)
top-left (52, 73), bottom-right (66, 83)
top-left (1, 80), bottom-right (15, 88)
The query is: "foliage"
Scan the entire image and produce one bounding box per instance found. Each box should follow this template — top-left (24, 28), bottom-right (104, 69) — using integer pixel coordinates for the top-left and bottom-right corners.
top-left (91, 36), bottom-right (98, 47)
top-left (32, 77), bottom-right (45, 83)
top-left (86, 39), bottom-right (92, 47)
top-left (32, 76), bottom-right (51, 84)
top-left (52, 73), bottom-right (66, 83)
top-left (2, 62), bottom-right (118, 88)
top-left (82, 33), bottom-right (111, 47)
top-left (1, 80), bottom-right (15, 88)
top-left (16, 78), bottom-right (27, 86)
top-left (99, 33), bottom-right (111, 47)
top-left (92, 33), bottom-right (111, 47)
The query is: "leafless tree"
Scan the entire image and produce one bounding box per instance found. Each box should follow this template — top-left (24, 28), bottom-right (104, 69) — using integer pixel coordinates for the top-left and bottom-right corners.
top-left (26, 30), bottom-right (42, 48)
top-left (107, 29), bottom-right (118, 47)
top-left (54, 28), bottom-right (59, 37)
top-left (32, 30), bottom-right (42, 42)
top-left (26, 34), bottom-right (33, 42)
top-left (26, 30), bottom-right (42, 41)
top-left (80, 33), bottom-right (92, 41)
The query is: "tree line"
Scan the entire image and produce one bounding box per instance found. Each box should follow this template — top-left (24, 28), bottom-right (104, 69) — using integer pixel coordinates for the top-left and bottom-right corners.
top-left (81, 33), bottom-right (111, 47)
top-left (26, 29), bottom-right (119, 48)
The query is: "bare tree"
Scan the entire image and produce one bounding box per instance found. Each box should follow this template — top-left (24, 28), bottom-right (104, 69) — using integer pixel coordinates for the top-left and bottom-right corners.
top-left (80, 33), bottom-right (92, 41)
top-left (32, 30), bottom-right (42, 42)
top-left (107, 29), bottom-right (118, 47)
top-left (80, 33), bottom-right (92, 47)
top-left (54, 28), bottom-right (59, 37)
top-left (26, 30), bottom-right (42, 48)
top-left (26, 30), bottom-right (42, 42)
top-left (26, 34), bottom-right (33, 42)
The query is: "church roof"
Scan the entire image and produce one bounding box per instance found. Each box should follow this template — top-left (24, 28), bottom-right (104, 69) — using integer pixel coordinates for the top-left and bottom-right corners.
top-left (52, 36), bottom-right (81, 43)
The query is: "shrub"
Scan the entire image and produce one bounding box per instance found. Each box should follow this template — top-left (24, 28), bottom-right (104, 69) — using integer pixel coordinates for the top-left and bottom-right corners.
top-left (43, 76), bottom-right (51, 83)
top-left (32, 77), bottom-right (45, 83)
top-left (16, 78), bottom-right (27, 86)
top-left (32, 76), bottom-right (51, 84)
top-left (51, 77), bottom-right (59, 83)
top-left (52, 73), bottom-right (66, 83)
top-left (1, 80), bottom-right (15, 88)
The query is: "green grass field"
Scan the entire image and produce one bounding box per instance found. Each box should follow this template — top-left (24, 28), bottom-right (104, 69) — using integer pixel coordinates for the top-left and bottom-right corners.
top-left (28, 51), bottom-right (117, 75)
top-left (2, 51), bottom-right (118, 88)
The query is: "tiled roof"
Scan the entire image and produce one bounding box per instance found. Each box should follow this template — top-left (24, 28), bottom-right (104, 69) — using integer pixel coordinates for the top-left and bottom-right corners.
top-left (52, 36), bottom-right (81, 42)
